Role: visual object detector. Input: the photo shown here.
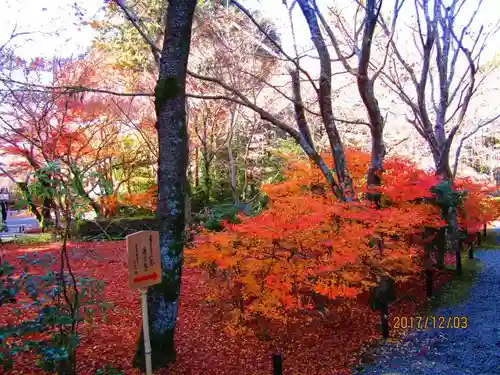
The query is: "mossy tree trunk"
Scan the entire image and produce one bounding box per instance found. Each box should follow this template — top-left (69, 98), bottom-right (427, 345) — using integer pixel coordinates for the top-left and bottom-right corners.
top-left (132, 0), bottom-right (197, 371)
top-left (435, 227), bottom-right (446, 269)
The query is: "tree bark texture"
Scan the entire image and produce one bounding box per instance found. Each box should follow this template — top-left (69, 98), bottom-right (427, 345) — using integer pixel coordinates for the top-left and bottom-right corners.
top-left (133, 0), bottom-right (197, 370)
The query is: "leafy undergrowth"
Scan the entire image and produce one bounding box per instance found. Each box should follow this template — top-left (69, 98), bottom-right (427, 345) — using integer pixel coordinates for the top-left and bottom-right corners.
top-left (480, 228), bottom-right (500, 249)
top-left (0, 241), bottom-right (455, 375)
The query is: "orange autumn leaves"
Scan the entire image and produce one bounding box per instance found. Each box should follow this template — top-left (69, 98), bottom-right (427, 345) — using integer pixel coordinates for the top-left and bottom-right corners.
top-left (186, 149), bottom-right (495, 331)
top-left (99, 185), bottom-right (158, 217)
top-left (455, 178), bottom-right (500, 233)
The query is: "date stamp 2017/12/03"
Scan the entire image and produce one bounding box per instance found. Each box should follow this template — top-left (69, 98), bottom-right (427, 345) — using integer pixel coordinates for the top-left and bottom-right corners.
top-left (393, 315), bottom-right (468, 330)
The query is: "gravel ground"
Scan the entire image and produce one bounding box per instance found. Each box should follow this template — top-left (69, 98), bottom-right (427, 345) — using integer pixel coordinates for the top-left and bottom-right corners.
top-left (354, 240), bottom-right (500, 374)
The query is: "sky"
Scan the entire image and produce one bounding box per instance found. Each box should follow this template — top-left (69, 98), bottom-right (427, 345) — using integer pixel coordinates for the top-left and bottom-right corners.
top-left (0, 0), bottom-right (104, 60)
top-left (1, 0), bottom-right (498, 61)
top-left (245, 0), bottom-right (500, 61)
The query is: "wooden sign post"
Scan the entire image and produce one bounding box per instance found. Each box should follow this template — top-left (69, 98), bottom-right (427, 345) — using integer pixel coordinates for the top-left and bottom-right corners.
top-left (126, 230), bottom-right (162, 375)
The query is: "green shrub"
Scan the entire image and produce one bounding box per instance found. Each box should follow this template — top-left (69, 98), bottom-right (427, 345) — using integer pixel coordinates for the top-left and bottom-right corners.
top-left (95, 364), bottom-right (125, 375)
top-left (0, 251), bottom-right (111, 372)
top-left (195, 200), bottom-right (268, 232)
top-left (13, 233), bottom-right (52, 245)
top-left (72, 216), bottom-right (158, 241)
top-left (200, 203), bottom-right (243, 231)
top-left (114, 205), bottom-right (154, 218)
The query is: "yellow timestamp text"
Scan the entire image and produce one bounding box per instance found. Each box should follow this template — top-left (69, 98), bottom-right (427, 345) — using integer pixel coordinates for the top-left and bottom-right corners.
top-left (393, 315), bottom-right (468, 330)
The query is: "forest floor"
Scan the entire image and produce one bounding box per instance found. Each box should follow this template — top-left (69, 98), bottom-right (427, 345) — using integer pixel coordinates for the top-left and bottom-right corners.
top-left (354, 229), bottom-right (500, 375)
top-left (0, 239), bottom-right (480, 375)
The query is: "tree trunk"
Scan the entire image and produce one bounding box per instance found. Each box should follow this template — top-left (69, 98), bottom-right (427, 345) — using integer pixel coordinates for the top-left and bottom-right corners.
top-left (203, 156), bottom-right (211, 203)
top-left (435, 227), bottom-right (446, 269)
top-left (228, 148), bottom-right (238, 205)
top-left (468, 244), bottom-right (474, 259)
top-left (42, 197), bottom-right (54, 230)
top-left (133, 0), bottom-right (197, 371)
top-left (423, 228), bottom-right (434, 298)
top-left (449, 209), bottom-right (462, 277)
top-left (380, 301), bottom-right (389, 339)
top-left (436, 160), bottom-right (461, 276)
top-left (272, 353), bottom-right (283, 375)
top-left (356, 0), bottom-right (386, 207)
top-left (227, 105), bottom-right (239, 205)
top-left (367, 125), bottom-right (385, 207)
top-left (297, 0), bottom-right (355, 202)
top-left (194, 146), bottom-right (199, 188)
top-left (426, 269), bottom-right (433, 298)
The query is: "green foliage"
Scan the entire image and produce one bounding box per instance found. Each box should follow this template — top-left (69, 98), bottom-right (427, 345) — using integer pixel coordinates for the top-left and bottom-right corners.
top-left (197, 203), bottom-right (244, 231)
top-left (481, 228), bottom-right (500, 249)
top-left (127, 177), bottom-right (156, 195)
top-left (13, 233), bottom-right (52, 246)
top-left (19, 162), bottom-right (92, 223)
top-left (0, 252), bottom-right (111, 372)
top-left (72, 216), bottom-right (158, 241)
top-left (190, 163), bottom-right (235, 212)
top-left (94, 0), bottom-right (166, 71)
top-left (28, 163), bottom-right (59, 203)
top-left (427, 255), bottom-right (482, 310)
top-left (276, 138), bottom-right (306, 156)
top-left (430, 180), bottom-right (467, 211)
top-left (114, 205), bottom-right (155, 218)
top-left (195, 199), bottom-right (268, 232)
top-left (95, 364), bottom-right (125, 375)
top-left (88, 171), bottom-right (113, 196)
top-left (259, 139), bottom-right (305, 185)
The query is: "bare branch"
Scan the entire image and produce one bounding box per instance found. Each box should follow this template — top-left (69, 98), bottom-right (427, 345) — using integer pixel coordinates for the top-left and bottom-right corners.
top-left (452, 113), bottom-right (500, 178)
top-left (231, 0), bottom-right (319, 93)
top-left (290, 68), bottom-right (314, 147)
top-left (0, 77), bottom-right (153, 97)
top-left (114, 0), bottom-right (161, 62)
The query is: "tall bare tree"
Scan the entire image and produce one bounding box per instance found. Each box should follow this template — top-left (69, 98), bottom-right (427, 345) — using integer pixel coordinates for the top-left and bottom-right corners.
top-left (377, 0), bottom-right (499, 274)
top-left (314, 0), bottom-right (405, 203)
top-left (379, 0), bottom-right (499, 180)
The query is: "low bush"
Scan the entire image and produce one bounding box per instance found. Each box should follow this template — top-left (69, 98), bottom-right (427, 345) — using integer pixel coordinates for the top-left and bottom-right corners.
top-left (13, 233), bottom-right (52, 245)
top-left (0, 251), bottom-right (111, 373)
top-left (71, 216), bottom-right (157, 240)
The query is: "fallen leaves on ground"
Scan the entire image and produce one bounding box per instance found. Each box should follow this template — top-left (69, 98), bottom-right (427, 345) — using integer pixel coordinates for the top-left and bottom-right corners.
top-left (0, 241), bottom-right (455, 375)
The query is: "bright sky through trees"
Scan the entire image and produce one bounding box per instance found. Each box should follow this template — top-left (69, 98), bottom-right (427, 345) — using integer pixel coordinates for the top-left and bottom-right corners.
top-left (0, 0), bottom-right (104, 59)
top-left (1, 0), bottom-right (498, 61)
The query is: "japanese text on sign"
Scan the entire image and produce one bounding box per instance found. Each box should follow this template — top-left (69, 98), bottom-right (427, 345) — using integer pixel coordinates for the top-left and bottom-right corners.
top-left (126, 231), bottom-right (162, 289)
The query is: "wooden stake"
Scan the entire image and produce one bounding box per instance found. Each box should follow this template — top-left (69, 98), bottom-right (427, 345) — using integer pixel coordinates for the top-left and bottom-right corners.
top-left (140, 288), bottom-right (153, 375)
top-left (272, 353), bottom-right (283, 375)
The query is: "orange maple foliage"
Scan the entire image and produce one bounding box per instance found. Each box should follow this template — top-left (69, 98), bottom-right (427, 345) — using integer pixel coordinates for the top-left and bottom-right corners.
top-left (454, 177), bottom-right (500, 233)
top-left (186, 149), bottom-right (449, 332)
top-left (100, 195), bottom-right (120, 217)
top-left (121, 185), bottom-right (158, 212)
